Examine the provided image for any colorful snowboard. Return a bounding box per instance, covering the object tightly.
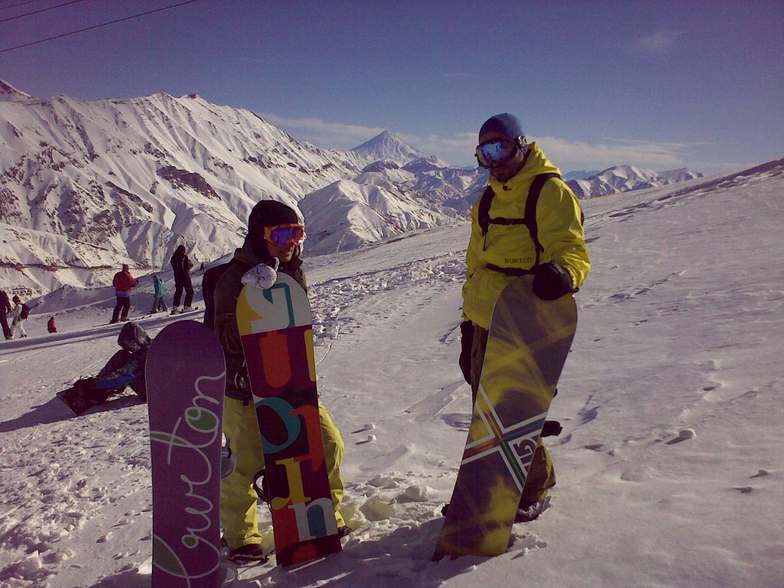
[146,320,226,587]
[434,276,577,559]
[236,272,341,567]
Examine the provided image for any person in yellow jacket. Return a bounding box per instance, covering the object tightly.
[460,113,590,518]
[208,200,347,564]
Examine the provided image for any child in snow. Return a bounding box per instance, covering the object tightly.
[151,274,167,313]
[10,295,29,338]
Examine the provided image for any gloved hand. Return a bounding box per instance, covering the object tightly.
[220,434,237,479]
[532,263,573,300]
[241,259,280,290]
[458,320,474,385]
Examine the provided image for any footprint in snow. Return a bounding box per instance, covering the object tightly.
[666,428,697,445]
[351,423,376,434]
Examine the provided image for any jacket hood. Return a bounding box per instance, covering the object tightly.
[488,142,561,194]
[118,322,151,352]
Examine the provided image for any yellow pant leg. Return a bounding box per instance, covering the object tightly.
[221,397,265,550]
[318,401,345,527]
[222,396,347,544]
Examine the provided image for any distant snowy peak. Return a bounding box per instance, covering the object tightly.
[567,165,703,197]
[351,130,424,165]
[0,79,35,103]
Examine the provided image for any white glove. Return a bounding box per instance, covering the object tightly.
[241,259,279,290]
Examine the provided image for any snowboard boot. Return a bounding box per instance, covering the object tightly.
[170,307,181,315]
[227,543,269,565]
[515,496,551,523]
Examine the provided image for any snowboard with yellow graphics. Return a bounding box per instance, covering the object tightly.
[434,275,577,559]
[236,273,341,567]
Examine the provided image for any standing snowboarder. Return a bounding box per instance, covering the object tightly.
[0,289,11,340]
[459,113,590,516]
[47,316,57,333]
[170,245,194,314]
[208,200,347,563]
[150,274,167,313]
[111,264,137,324]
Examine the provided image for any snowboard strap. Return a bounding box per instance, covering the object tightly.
[477,172,560,274]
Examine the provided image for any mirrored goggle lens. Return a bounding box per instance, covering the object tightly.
[476,140,515,166]
[269,226,305,245]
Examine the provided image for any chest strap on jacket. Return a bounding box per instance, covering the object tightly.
[477,172,560,271]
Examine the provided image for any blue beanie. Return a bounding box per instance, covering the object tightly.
[478,113,524,139]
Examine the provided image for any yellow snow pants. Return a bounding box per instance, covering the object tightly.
[220,396,346,550]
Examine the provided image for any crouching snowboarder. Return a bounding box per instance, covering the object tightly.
[57,322,152,415]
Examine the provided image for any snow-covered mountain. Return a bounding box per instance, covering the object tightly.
[567,165,703,197]
[0,83,372,296]
[300,172,457,254]
[350,130,424,165]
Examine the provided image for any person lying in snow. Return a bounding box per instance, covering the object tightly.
[57,322,151,415]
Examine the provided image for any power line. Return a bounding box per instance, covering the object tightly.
[0,0,51,11]
[0,0,202,55]
[0,0,91,23]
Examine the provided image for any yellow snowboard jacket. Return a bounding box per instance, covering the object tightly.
[462,143,590,329]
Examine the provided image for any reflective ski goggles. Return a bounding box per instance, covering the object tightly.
[263,223,306,246]
[475,137,522,168]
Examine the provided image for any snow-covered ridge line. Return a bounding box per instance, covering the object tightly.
[567,164,703,197]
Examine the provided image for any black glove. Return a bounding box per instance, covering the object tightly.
[458,320,474,385]
[532,263,573,300]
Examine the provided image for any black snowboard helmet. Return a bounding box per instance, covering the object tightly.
[247,200,302,259]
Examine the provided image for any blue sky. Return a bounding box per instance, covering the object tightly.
[1,0,782,174]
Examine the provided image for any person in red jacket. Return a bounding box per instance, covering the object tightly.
[47,316,57,333]
[110,264,137,324]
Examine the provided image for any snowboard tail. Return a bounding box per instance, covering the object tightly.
[146,320,226,587]
[434,276,577,559]
[238,275,341,567]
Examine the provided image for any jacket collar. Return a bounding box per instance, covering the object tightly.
[488,142,561,195]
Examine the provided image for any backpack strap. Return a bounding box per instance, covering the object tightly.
[524,172,559,267]
[477,186,495,237]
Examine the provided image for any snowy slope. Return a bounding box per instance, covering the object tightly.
[2,150,783,587]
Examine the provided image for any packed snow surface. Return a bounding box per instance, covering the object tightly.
[1,160,783,587]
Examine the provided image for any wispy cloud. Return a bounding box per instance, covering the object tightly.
[535,135,689,170]
[260,113,385,149]
[441,72,474,80]
[632,30,683,55]
[260,113,699,171]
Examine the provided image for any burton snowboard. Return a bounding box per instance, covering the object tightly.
[146,320,227,587]
[434,276,577,559]
[236,272,341,567]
